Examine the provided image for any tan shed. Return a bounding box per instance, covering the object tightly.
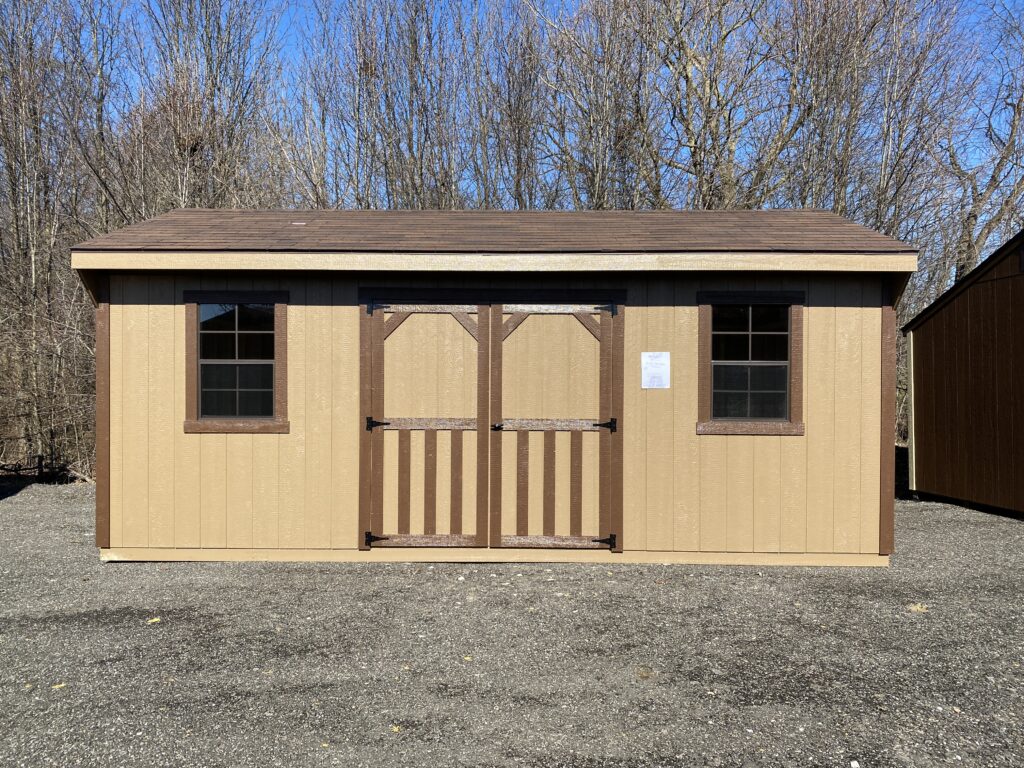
[73,209,916,566]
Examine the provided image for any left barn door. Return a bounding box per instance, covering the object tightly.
[359,297,490,549]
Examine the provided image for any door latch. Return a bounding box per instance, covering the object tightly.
[364,531,389,547]
[366,417,390,431]
[592,417,617,432]
[592,533,617,550]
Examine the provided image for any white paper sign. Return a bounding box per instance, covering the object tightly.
[641,352,670,389]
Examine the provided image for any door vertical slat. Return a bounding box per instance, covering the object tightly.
[489,305,503,547]
[570,431,583,537]
[424,430,437,535]
[516,430,529,536]
[543,431,556,536]
[476,305,490,546]
[610,305,625,552]
[450,430,463,534]
[398,430,411,534]
[598,309,612,539]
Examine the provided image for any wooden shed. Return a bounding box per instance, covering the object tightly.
[72,209,916,566]
[903,227,1024,514]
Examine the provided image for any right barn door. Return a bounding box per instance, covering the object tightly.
[489,297,624,551]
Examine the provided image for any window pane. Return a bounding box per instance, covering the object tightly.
[238,303,274,331]
[201,363,237,389]
[712,334,749,361]
[201,390,237,417]
[751,305,788,332]
[712,305,748,332]
[750,365,788,392]
[199,304,236,331]
[239,390,273,417]
[238,363,273,389]
[750,392,787,419]
[713,391,748,418]
[200,333,235,360]
[751,334,787,361]
[713,364,748,391]
[238,333,274,360]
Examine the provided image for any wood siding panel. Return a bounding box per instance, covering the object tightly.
[103,271,897,557]
[805,282,836,552]
[109,277,124,548]
[121,276,150,547]
[645,280,675,550]
[832,280,863,553]
[147,277,175,547]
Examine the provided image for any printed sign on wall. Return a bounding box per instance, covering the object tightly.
[641,352,670,389]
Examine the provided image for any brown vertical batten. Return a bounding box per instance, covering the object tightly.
[488,304,504,547]
[423,430,437,535]
[542,431,556,536]
[569,431,583,537]
[879,292,897,555]
[94,275,111,548]
[397,430,411,534]
[610,303,625,552]
[475,304,490,546]
[598,309,612,539]
[516,431,530,536]
[358,300,373,549]
[450,430,463,535]
[370,305,385,536]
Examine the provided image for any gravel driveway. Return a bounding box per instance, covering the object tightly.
[1,482,1022,767]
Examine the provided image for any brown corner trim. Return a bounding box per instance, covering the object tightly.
[183,290,289,434]
[880,298,897,555]
[95,275,111,548]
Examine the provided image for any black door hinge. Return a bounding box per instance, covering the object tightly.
[596,303,618,316]
[592,533,617,550]
[364,531,389,547]
[592,417,617,432]
[366,417,390,431]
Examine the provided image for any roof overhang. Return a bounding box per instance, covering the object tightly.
[72,249,918,273]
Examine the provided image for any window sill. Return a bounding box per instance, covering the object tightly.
[696,420,805,436]
[184,419,290,435]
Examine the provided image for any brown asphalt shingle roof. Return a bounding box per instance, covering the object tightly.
[72,208,917,254]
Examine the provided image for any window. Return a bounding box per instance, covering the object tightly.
[697,291,804,436]
[184,291,289,433]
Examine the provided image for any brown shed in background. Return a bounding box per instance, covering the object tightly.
[73,209,916,566]
[904,227,1024,514]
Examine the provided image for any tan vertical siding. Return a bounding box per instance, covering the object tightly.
[107,271,887,555]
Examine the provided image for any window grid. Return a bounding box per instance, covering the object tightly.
[198,303,275,419]
[711,304,790,421]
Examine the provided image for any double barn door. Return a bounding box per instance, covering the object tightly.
[358,291,624,552]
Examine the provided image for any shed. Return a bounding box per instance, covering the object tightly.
[903,227,1024,514]
[73,209,917,565]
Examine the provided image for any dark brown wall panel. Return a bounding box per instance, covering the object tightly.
[911,244,1024,513]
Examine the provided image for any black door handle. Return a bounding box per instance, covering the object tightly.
[491,423,504,431]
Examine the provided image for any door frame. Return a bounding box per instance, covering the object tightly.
[358,287,625,552]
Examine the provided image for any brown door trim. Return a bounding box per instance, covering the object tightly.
[360,294,490,548]
[95,274,111,548]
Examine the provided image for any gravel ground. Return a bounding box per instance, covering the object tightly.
[1,482,1022,768]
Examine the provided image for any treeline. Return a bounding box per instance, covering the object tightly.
[1,0,1022,477]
